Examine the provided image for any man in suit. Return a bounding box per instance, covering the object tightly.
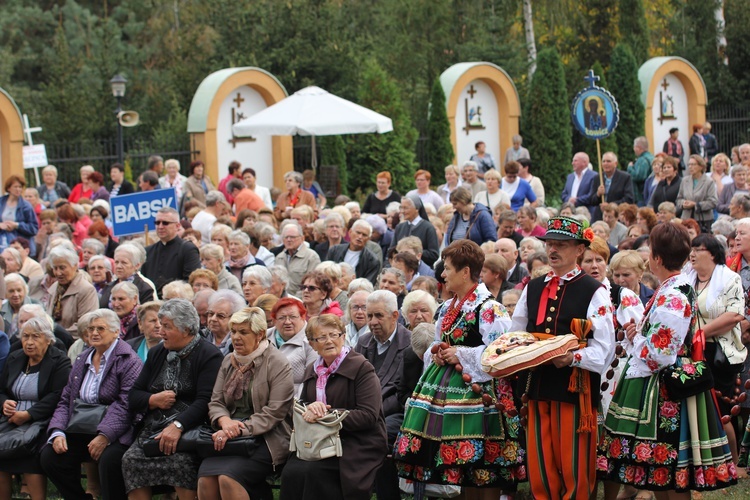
[355,290,411,500]
[586,152,635,222]
[561,152,598,216]
[326,219,382,283]
[389,194,440,267]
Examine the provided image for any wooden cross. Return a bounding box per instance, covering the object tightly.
[233,92,245,108]
[661,78,670,91]
[583,69,600,88]
[467,85,477,98]
[22,114,42,145]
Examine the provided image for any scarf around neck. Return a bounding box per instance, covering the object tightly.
[163,334,201,392]
[225,339,269,400]
[313,346,351,405]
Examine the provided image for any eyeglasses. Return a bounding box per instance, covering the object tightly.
[691,247,710,254]
[154,220,177,226]
[207,311,230,320]
[276,315,301,323]
[310,332,344,343]
[299,285,320,292]
[283,235,301,240]
[350,304,367,311]
[86,326,109,333]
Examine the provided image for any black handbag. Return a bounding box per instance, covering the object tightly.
[0,418,48,459]
[66,399,108,435]
[662,357,714,400]
[141,426,202,457]
[195,425,260,458]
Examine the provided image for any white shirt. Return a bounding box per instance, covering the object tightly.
[571,171,585,199]
[191,210,217,245]
[344,249,362,269]
[253,185,273,210]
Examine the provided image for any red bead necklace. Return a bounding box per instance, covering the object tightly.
[441,283,478,333]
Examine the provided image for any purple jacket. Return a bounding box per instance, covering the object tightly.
[48,339,143,446]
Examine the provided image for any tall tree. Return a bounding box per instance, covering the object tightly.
[577,0,618,67]
[618,0,650,64]
[346,60,418,197]
[425,78,454,184]
[522,47,572,202]
[522,0,538,80]
[724,0,750,103]
[607,43,644,166]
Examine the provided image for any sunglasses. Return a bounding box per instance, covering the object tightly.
[299,285,320,292]
[154,220,177,226]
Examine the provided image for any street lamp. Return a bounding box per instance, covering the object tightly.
[110,74,127,164]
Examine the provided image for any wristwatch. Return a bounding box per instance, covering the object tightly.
[173,421,184,431]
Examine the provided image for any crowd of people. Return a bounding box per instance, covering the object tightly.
[0,133,749,500]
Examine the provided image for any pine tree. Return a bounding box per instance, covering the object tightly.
[607,44,644,167]
[346,60,418,197]
[618,0,650,64]
[425,78,454,185]
[522,48,572,202]
[320,135,348,196]
[725,0,750,103]
[580,61,618,164]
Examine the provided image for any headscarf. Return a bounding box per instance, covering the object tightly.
[405,193,429,221]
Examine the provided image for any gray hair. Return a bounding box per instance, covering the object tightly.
[255,222,278,240]
[208,289,246,313]
[242,266,273,291]
[164,158,180,170]
[162,281,195,300]
[634,136,649,150]
[344,201,360,213]
[512,135,523,144]
[281,221,304,238]
[158,298,199,337]
[462,161,478,172]
[2,247,22,268]
[711,217,735,238]
[324,212,345,229]
[316,261,342,282]
[385,202,401,216]
[351,219,372,237]
[228,229,250,246]
[82,238,106,256]
[379,267,406,287]
[42,165,58,176]
[210,224,232,240]
[88,255,112,273]
[502,289,522,301]
[157,206,180,219]
[200,243,225,261]
[411,323,436,358]
[193,289,215,308]
[284,171,303,184]
[205,190,227,207]
[591,220,611,236]
[401,290,438,318]
[367,289,399,314]
[21,316,56,344]
[736,217,750,231]
[269,265,290,286]
[19,303,50,324]
[4,273,28,295]
[348,278,374,294]
[731,193,750,214]
[339,262,355,279]
[115,243,147,267]
[48,246,79,268]
[86,308,121,334]
[112,281,140,301]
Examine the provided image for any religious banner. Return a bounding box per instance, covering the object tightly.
[571,70,620,140]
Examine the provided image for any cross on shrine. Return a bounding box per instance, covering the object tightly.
[22,114,42,146]
[583,69,600,88]
[661,78,670,91]
[233,92,245,108]
[467,85,477,98]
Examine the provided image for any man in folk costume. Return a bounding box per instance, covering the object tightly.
[510,216,615,499]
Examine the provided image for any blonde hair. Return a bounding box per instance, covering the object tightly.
[229,306,267,336]
[161,280,195,300]
[609,250,647,274]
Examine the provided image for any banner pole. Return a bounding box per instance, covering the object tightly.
[596,139,604,204]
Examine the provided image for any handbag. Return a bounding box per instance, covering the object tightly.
[66,399,108,435]
[662,356,714,400]
[398,478,461,499]
[195,425,260,458]
[0,418,48,459]
[289,400,349,461]
[141,425,203,457]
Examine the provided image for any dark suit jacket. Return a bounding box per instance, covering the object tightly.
[562,169,598,216]
[587,170,635,221]
[397,346,423,408]
[327,243,382,283]
[355,323,411,417]
[507,263,529,286]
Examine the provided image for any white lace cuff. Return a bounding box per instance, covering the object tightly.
[455,345,492,383]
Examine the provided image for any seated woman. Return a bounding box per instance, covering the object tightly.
[189,269,219,293]
[45,246,99,338]
[0,315,72,499]
[87,255,113,297]
[198,307,295,499]
[41,309,142,500]
[0,273,38,341]
[300,271,344,319]
[110,281,142,341]
[99,243,157,308]
[128,301,163,363]
[267,298,316,398]
[401,290,438,330]
[610,250,654,306]
[279,314,387,500]
[80,238,106,270]
[480,254,512,300]
[200,243,242,295]
[122,299,223,500]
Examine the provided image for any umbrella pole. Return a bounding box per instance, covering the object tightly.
[311,135,317,172]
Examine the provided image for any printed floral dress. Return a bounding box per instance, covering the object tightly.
[597,274,737,492]
[393,283,527,488]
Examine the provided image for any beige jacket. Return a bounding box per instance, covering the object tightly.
[45,271,99,338]
[207,343,294,467]
[277,244,321,296]
[183,175,216,208]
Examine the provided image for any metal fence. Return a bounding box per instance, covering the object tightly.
[707,104,750,155]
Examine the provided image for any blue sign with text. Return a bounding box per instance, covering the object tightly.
[110,188,178,237]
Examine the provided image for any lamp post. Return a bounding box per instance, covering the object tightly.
[110,74,127,164]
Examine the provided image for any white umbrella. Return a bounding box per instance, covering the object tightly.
[232,85,393,169]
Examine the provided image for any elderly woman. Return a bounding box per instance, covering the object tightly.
[729,193,750,220]
[162,281,195,301]
[686,234,747,468]
[110,281,142,341]
[649,156,681,209]
[68,165,94,203]
[210,224,232,260]
[182,160,216,209]
[87,220,118,259]
[474,169,511,213]
[99,243,157,308]
[158,159,188,202]
[0,273,38,341]
[406,169,444,209]
[81,238,105,269]
[128,301,163,363]
[363,171,402,218]
[676,155,718,233]
[279,314,387,500]
[610,249,654,306]
[444,186,496,246]
[437,165,463,204]
[519,236,544,264]
[40,309,142,500]
[200,243,242,295]
[300,271,344,318]
[0,316,71,499]
[394,240,524,497]
[274,171,316,222]
[516,205,546,238]
[205,290,247,355]
[316,261,348,310]
[598,223,737,497]
[718,164,749,214]
[0,175,38,253]
[480,253,512,300]
[189,269,219,293]
[226,230,264,282]
[241,266,273,307]
[88,255,113,296]
[37,165,71,208]
[88,172,110,202]
[401,290,438,330]
[267,298,316,398]
[121,299,223,499]
[45,246,99,338]
[344,290,370,347]
[198,307,294,499]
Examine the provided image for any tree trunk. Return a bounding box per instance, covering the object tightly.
[523,0,538,80]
